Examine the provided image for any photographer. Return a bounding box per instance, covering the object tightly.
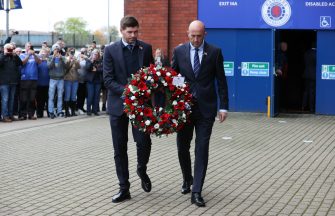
[47,44,67,118]
[19,42,41,120]
[0,43,23,122]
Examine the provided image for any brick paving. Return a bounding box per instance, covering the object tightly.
[0,113,335,215]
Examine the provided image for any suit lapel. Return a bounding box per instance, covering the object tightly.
[184,43,195,80]
[137,41,144,68]
[116,40,128,76]
[198,42,209,78]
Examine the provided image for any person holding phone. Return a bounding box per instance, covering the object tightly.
[0,43,23,122]
[47,44,67,118]
[19,42,41,120]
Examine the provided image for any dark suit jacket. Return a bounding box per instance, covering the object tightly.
[172,42,229,118]
[103,39,154,116]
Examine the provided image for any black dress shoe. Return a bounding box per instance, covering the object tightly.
[181,179,193,194]
[112,190,131,203]
[191,192,206,207]
[137,170,152,192]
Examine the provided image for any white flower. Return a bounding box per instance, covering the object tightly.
[166,72,171,77]
[182,113,186,118]
[129,114,135,119]
[163,82,167,86]
[140,112,143,116]
[172,119,177,124]
[133,103,137,106]
[156,72,161,76]
[159,107,163,112]
[130,96,136,100]
[147,89,151,94]
[145,120,151,126]
[183,84,186,88]
[147,76,152,80]
[154,123,160,129]
[144,76,147,79]
[172,101,177,105]
[151,79,154,83]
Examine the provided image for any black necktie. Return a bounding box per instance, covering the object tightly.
[127,44,134,51]
[193,48,200,77]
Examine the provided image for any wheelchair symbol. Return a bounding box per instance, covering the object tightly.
[320,16,331,28]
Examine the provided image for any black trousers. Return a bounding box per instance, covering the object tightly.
[36,85,49,116]
[19,80,37,117]
[109,113,152,190]
[77,82,86,110]
[177,104,215,193]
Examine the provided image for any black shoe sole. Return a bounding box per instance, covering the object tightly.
[181,188,191,194]
[191,199,206,207]
[112,195,131,203]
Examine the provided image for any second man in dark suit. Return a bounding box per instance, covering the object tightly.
[172,20,229,207]
[103,16,154,203]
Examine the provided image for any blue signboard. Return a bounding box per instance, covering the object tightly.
[198,0,335,29]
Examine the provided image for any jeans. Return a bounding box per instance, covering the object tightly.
[86,81,101,113]
[64,80,79,102]
[48,79,64,114]
[0,84,16,118]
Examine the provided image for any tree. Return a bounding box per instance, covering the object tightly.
[64,17,89,35]
[108,26,120,42]
[53,17,90,47]
[100,26,120,43]
[53,21,65,34]
[93,30,107,45]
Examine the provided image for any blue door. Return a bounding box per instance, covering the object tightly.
[206,29,274,113]
[316,31,335,115]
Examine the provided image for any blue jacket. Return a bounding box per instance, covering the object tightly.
[37,60,50,86]
[20,53,39,80]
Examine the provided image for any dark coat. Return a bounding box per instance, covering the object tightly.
[0,53,23,85]
[171,42,229,118]
[103,39,154,116]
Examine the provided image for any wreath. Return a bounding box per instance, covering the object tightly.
[123,64,193,136]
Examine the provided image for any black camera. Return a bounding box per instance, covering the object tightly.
[12,31,19,35]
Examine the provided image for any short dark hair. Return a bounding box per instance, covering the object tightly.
[120,15,139,30]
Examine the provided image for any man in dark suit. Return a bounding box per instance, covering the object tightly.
[103,16,154,203]
[171,20,229,207]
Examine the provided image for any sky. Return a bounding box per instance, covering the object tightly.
[0,0,124,32]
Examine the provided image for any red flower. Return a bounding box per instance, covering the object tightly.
[160,113,170,122]
[176,102,185,110]
[138,81,148,91]
[143,107,153,116]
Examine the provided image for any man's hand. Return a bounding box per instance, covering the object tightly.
[28,49,35,56]
[218,111,228,123]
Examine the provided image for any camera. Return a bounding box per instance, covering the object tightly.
[6,48,13,54]
[12,31,19,35]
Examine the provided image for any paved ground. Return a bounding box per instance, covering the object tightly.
[0,112,335,216]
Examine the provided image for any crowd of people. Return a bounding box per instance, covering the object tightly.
[0,35,108,123]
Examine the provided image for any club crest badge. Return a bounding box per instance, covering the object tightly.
[262,0,291,27]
